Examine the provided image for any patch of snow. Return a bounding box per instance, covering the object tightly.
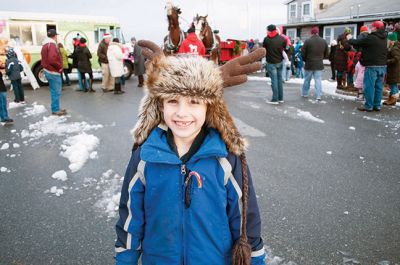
[51,170,68,181]
[94,170,123,218]
[344,211,349,215]
[89,151,98,159]
[8,102,25,109]
[49,186,64,196]
[296,110,325,123]
[11,129,16,133]
[349,126,356,131]
[10,154,16,158]
[326,151,332,155]
[1,167,8,172]
[1,143,9,150]
[60,133,100,173]
[13,143,20,148]
[21,116,103,141]
[23,104,47,117]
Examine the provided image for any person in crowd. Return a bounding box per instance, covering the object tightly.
[130,37,146,87]
[263,24,286,104]
[107,38,125,94]
[282,49,291,81]
[5,48,24,103]
[359,25,369,40]
[328,40,337,81]
[383,32,400,106]
[76,37,95,92]
[69,37,88,91]
[41,29,66,116]
[335,28,352,90]
[58,43,71,86]
[97,33,114,92]
[294,39,304,78]
[178,24,206,56]
[301,26,328,100]
[346,48,357,90]
[0,62,13,124]
[115,39,267,265]
[349,21,388,112]
[354,57,365,101]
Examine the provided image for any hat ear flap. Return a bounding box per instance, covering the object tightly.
[131,94,162,149]
[206,100,247,155]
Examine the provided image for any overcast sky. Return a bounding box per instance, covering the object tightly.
[2,0,287,43]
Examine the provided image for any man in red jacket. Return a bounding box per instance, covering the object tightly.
[178,25,206,56]
[41,29,66,116]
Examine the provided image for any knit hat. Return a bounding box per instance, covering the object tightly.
[311,26,319,35]
[135,40,266,265]
[6,48,16,59]
[388,32,398,41]
[267,24,276,32]
[344,27,352,34]
[371,21,384,30]
[360,25,368,33]
[103,33,112,39]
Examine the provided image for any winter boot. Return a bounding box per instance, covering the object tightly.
[138,75,144,87]
[383,93,399,105]
[88,79,95,92]
[336,77,344,90]
[114,83,125,94]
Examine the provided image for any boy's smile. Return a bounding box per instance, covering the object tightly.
[162,96,207,155]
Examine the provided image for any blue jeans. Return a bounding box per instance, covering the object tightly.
[389,83,399,95]
[11,79,24,102]
[302,70,322,98]
[296,67,304,78]
[61,69,71,86]
[77,71,88,90]
[347,72,354,86]
[363,66,386,110]
[267,62,283,101]
[0,92,10,121]
[44,71,62,112]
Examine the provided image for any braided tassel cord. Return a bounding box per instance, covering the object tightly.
[232,153,252,265]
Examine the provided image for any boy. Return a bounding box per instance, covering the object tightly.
[6,48,24,103]
[0,62,13,124]
[115,41,267,265]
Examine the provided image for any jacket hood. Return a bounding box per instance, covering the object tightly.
[131,55,247,155]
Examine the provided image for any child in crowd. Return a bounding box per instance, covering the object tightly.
[5,48,24,103]
[58,43,71,86]
[354,60,365,101]
[115,40,267,265]
[0,62,13,124]
[76,38,95,92]
[383,32,400,105]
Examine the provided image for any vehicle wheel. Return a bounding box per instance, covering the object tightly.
[33,65,48,86]
[123,61,133,80]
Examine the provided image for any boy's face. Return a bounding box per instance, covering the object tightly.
[162,96,207,145]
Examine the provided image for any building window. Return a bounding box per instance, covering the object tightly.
[286,28,297,41]
[323,24,357,44]
[289,3,297,18]
[9,22,33,46]
[302,1,311,16]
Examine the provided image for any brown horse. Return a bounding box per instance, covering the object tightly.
[163,2,185,54]
[194,14,220,64]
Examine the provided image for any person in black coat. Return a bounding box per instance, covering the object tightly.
[328,40,337,80]
[300,26,329,100]
[334,28,352,89]
[349,21,388,111]
[75,38,95,92]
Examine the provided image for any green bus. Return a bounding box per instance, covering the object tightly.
[0,11,134,86]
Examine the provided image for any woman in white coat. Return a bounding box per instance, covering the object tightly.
[107,38,125,94]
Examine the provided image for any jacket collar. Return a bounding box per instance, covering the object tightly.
[140,126,228,164]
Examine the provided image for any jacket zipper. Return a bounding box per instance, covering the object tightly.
[181,164,186,265]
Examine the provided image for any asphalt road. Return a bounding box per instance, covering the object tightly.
[0,74,399,265]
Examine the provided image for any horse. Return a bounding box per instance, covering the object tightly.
[163,2,185,55]
[193,14,220,64]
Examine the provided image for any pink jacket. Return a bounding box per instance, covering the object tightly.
[354,61,365,90]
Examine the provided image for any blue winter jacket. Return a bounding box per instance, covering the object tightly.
[115,127,266,265]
